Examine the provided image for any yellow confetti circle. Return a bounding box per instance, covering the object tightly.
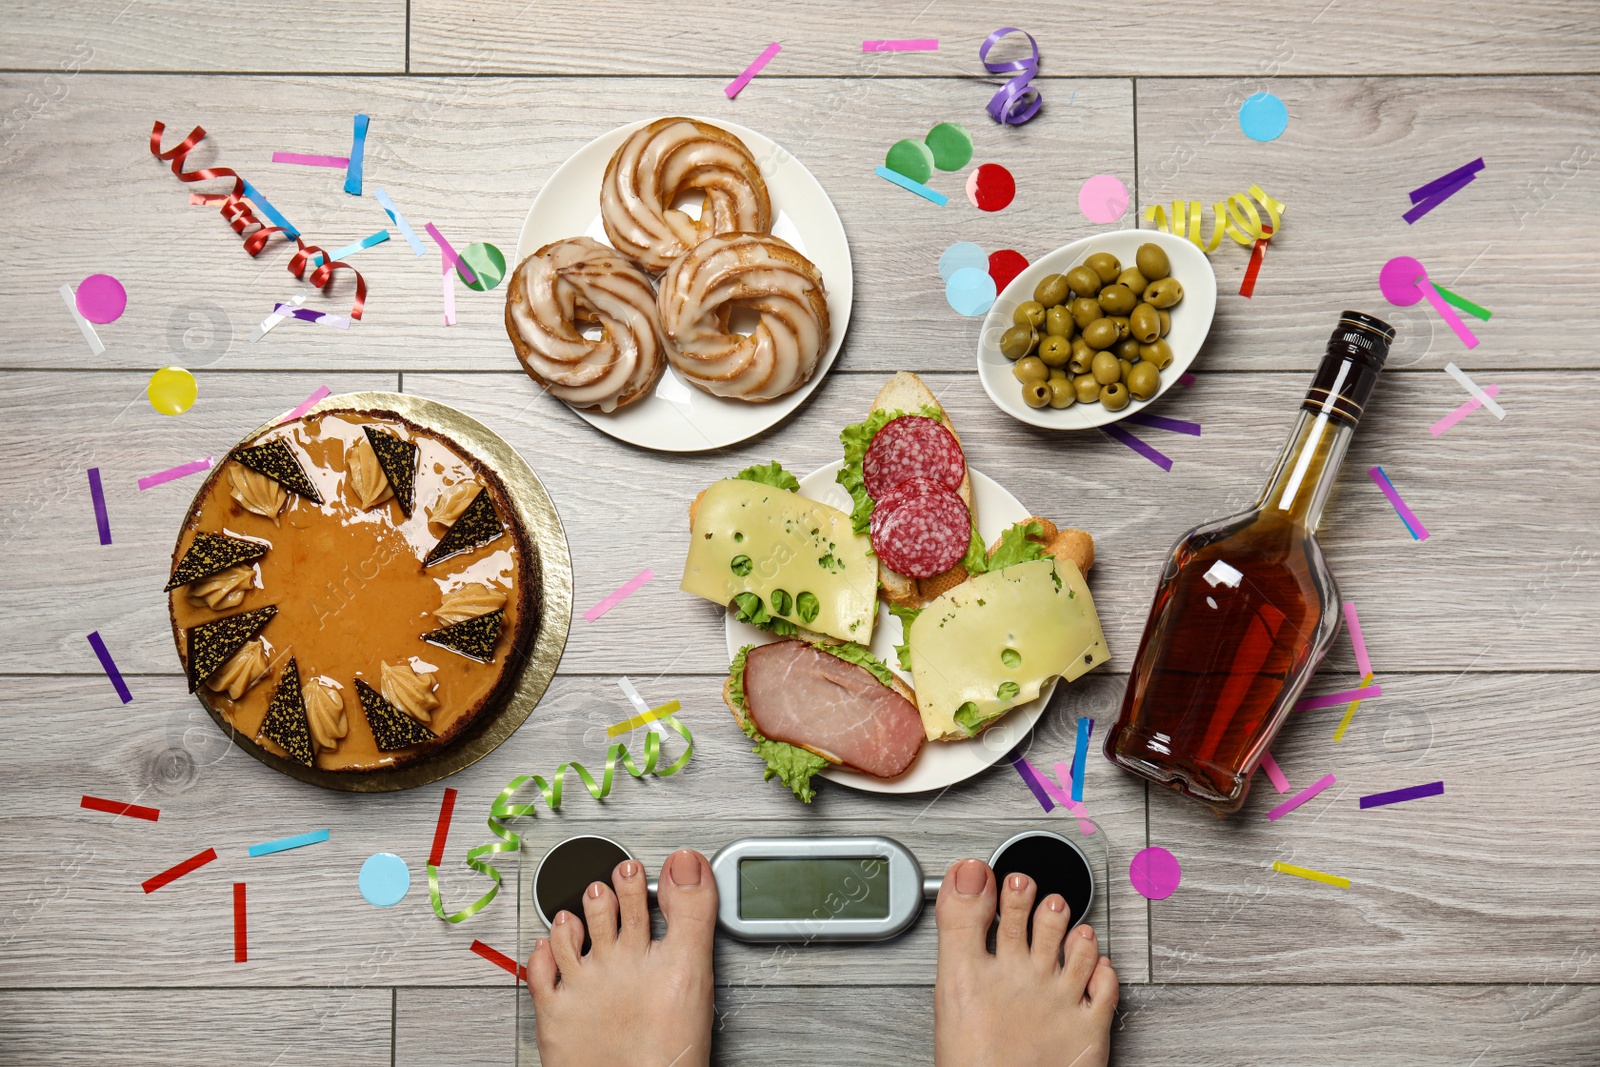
[147,366,198,416]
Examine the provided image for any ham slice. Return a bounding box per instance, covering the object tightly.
[742,640,924,778]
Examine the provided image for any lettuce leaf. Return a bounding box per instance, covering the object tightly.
[836,405,945,535]
[727,644,828,803]
[954,700,1006,736]
[815,640,898,689]
[887,604,922,673]
[963,519,1051,577]
[732,592,799,637]
[734,460,800,492]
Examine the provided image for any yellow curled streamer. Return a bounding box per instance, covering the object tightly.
[1145,185,1284,253]
[427,708,693,924]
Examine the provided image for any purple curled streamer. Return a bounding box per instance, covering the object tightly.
[979,27,1042,125]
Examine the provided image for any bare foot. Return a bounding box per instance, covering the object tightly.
[527,848,718,1067]
[934,859,1118,1067]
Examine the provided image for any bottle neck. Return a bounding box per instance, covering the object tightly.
[1258,409,1355,530]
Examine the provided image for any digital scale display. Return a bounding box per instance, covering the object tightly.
[737,857,890,920]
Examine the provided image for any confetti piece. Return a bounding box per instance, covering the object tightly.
[1411,159,1485,203]
[938,241,988,280]
[1430,383,1501,437]
[141,847,218,893]
[1443,362,1505,420]
[1046,760,1097,835]
[979,27,1042,125]
[470,939,527,982]
[1258,751,1291,793]
[249,291,306,342]
[945,266,996,317]
[1145,185,1283,254]
[374,188,425,256]
[1295,682,1381,712]
[987,249,1029,293]
[584,567,655,622]
[1103,424,1174,471]
[80,795,160,821]
[1379,256,1478,349]
[343,113,369,195]
[59,284,105,354]
[1129,847,1182,900]
[76,274,127,323]
[1403,175,1474,224]
[876,164,948,206]
[1078,174,1128,224]
[1238,92,1288,141]
[233,882,248,962]
[86,630,131,703]
[863,38,937,51]
[967,163,1015,212]
[1271,861,1350,889]
[428,788,458,868]
[146,366,198,415]
[280,384,330,423]
[311,229,390,268]
[616,676,653,719]
[272,152,348,168]
[1178,372,1197,388]
[1009,751,1056,812]
[273,304,351,330]
[1369,466,1429,541]
[924,122,972,171]
[726,41,781,99]
[188,192,230,206]
[1431,282,1492,321]
[460,242,507,291]
[1266,773,1336,820]
[425,222,477,285]
[86,468,112,545]
[607,699,684,739]
[1123,413,1201,437]
[360,852,411,907]
[441,256,457,326]
[247,829,330,857]
[238,180,300,238]
[886,139,935,183]
[1332,671,1375,743]
[1342,602,1374,678]
[1360,781,1445,809]
[1070,717,1092,804]
[138,456,214,490]
[1238,224,1273,297]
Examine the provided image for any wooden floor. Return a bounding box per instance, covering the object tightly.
[2,2,1598,1064]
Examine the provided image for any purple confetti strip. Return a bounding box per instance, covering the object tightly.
[86,631,132,704]
[1403,174,1475,224]
[87,468,111,545]
[1359,781,1444,809]
[1103,424,1174,471]
[1409,158,1485,204]
[1124,412,1202,437]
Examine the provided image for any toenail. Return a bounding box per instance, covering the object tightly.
[587,882,604,899]
[669,850,702,887]
[554,911,570,925]
[954,861,986,895]
[619,861,640,879]
[1007,873,1027,892]
[1078,924,1096,939]
[1046,895,1065,913]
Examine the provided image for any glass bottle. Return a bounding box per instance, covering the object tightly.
[1104,311,1395,814]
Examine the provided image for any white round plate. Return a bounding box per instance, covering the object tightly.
[723,461,1057,794]
[976,230,1217,430]
[514,117,854,452]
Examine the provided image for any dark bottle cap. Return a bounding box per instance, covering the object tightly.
[1305,310,1394,425]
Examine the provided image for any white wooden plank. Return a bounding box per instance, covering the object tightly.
[397,987,519,1065]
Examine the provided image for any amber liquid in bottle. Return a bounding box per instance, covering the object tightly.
[1105,312,1395,814]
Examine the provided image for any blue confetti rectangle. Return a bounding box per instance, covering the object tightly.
[248,828,331,857]
[239,180,300,238]
[874,165,948,206]
[344,113,369,196]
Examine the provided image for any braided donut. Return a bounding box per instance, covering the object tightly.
[657,233,830,402]
[600,117,773,275]
[504,237,667,412]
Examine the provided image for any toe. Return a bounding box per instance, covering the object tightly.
[1087,956,1121,1018]
[1029,893,1072,971]
[549,910,586,976]
[1062,923,1100,998]
[580,879,620,957]
[612,859,650,953]
[994,872,1036,961]
[526,938,558,1001]
[934,859,996,959]
[657,849,718,954]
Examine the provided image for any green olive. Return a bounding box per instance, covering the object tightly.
[1110,315,1131,339]
[1013,355,1049,383]
[1136,242,1171,281]
[1034,273,1070,308]
[1048,366,1069,381]
[1130,303,1162,344]
[1081,317,1119,350]
[1013,300,1046,328]
[1143,277,1184,309]
[1069,297,1102,331]
[1044,305,1074,339]
[1126,362,1161,401]
[1115,337,1142,361]
[1091,351,1122,385]
[1084,252,1122,285]
[999,324,1038,361]
[1100,382,1131,411]
[1119,357,1136,381]
[1021,380,1051,408]
[1047,378,1077,409]
[1074,374,1102,404]
[1068,339,1093,375]
[1038,335,1073,367]
[1158,310,1171,337]
[1139,338,1174,369]
[1097,283,1137,317]
[1116,267,1148,296]
[1066,266,1102,298]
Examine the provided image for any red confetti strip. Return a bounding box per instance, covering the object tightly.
[1238,224,1272,298]
[141,847,218,893]
[987,249,1029,293]
[470,939,527,982]
[233,883,248,963]
[429,787,458,869]
[81,795,160,822]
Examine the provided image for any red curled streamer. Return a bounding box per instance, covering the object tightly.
[150,121,366,320]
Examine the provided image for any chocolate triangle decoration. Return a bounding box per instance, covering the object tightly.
[186,605,277,692]
[260,657,314,766]
[354,678,438,751]
[363,427,418,517]
[423,488,503,566]
[233,440,323,504]
[423,608,504,663]
[164,531,269,592]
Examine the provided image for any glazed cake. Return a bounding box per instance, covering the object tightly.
[166,409,538,772]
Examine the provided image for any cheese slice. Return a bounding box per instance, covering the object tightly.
[908,558,1108,740]
[681,479,877,643]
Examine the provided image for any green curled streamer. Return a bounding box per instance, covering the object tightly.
[428,711,694,923]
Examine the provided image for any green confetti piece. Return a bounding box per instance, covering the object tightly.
[924,122,973,171]
[459,242,507,292]
[885,139,935,184]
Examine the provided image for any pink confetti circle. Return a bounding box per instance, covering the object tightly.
[1129,847,1182,900]
[1078,175,1129,224]
[75,274,127,324]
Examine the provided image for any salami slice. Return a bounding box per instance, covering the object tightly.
[863,415,965,501]
[869,477,971,579]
